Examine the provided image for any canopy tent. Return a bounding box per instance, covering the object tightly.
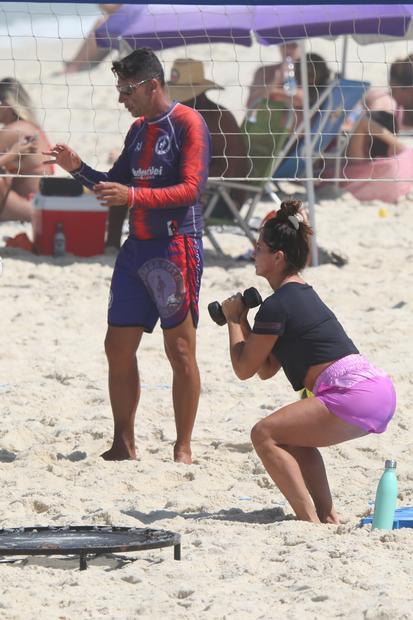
[96,4,413,265]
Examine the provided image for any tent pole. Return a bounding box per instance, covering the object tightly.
[341,35,348,78]
[298,39,318,267]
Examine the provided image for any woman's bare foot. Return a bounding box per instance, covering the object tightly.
[319,508,341,524]
[174,443,192,464]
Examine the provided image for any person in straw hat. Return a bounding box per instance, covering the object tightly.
[167,58,248,218]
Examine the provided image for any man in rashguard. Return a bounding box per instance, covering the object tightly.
[45,48,211,463]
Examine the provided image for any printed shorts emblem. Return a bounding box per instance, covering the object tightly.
[108,235,203,332]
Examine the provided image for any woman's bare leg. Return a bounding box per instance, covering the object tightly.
[0,181,33,221]
[251,397,368,522]
[282,446,339,523]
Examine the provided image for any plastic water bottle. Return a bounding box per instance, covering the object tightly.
[53,222,66,257]
[372,460,398,530]
[247,109,257,123]
[283,55,297,97]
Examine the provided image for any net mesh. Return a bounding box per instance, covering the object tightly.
[1,3,413,200]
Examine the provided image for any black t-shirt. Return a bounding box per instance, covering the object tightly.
[252,282,359,391]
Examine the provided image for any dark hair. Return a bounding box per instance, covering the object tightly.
[295,53,331,106]
[390,55,413,87]
[262,200,312,274]
[112,48,165,86]
[369,111,398,158]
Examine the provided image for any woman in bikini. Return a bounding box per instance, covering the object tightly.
[0,77,54,221]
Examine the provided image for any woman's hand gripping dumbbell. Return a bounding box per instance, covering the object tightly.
[208,287,262,326]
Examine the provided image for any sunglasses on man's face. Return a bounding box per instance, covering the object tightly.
[116,77,156,96]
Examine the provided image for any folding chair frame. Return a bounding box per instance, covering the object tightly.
[203,77,369,256]
[203,179,280,255]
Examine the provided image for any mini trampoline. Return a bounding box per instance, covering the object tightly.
[0,525,181,570]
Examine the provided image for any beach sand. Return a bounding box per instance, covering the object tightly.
[1,30,413,620]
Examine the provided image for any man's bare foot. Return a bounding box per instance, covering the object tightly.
[174,444,192,464]
[100,445,137,461]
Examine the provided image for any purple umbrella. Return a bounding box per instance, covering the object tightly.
[96,4,413,266]
[96,4,255,50]
[96,4,413,51]
[254,4,413,45]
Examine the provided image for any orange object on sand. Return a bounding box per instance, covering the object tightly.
[5,232,34,252]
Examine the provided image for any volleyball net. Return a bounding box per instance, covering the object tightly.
[1,2,413,200]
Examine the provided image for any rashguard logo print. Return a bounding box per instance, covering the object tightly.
[155,134,171,155]
[138,258,185,318]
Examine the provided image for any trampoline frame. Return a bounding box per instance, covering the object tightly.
[0,525,181,570]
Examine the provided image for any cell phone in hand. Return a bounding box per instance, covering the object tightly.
[24,133,38,144]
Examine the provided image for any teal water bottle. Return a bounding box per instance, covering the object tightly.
[372,460,398,530]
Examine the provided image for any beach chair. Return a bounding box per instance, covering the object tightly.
[203,177,281,254]
[203,78,369,256]
[272,77,370,183]
[203,100,290,255]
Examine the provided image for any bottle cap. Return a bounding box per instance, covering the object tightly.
[385,459,397,468]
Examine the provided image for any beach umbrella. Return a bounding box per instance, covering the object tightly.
[252,4,413,266]
[95,4,254,50]
[96,4,413,265]
[253,4,413,45]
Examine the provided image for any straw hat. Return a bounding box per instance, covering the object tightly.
[167,58,223,102]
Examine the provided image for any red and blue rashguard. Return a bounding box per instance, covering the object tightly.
[72,102,210,240]
[72,102,211,330]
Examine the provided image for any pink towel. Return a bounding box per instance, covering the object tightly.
[339,148,413,202]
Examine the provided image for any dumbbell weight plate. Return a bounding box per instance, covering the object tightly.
[242,287,262,309]
[207,301,227,326]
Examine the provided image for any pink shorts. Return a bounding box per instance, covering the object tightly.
[313,354,396,433]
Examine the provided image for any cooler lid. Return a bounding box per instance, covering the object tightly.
[33,193,108,212]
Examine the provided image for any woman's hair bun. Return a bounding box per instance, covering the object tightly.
[278,199,302,219]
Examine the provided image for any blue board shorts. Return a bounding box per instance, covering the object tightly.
[108,235,203,332]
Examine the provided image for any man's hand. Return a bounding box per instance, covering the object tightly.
[43,143,82,172]
[93,182,129,207]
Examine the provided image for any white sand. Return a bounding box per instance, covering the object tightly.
[0,27,413,620]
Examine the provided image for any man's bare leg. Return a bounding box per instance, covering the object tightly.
[163,313,200,464]
[102,325,144,460]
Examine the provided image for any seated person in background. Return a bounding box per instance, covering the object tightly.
[289,52,331,114]
[389,54,413,129]
[167,58,249,219]
[321,88,413,202]
[0,78,54,221]
[243,53,331,179]
[246,42,300,110]
[60,4,122,74]
[338,109,413,202]
[346,111,402,161]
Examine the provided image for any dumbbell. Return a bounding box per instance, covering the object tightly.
[208,287,262,326]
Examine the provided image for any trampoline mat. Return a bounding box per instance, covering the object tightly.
[0,526,181,568]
